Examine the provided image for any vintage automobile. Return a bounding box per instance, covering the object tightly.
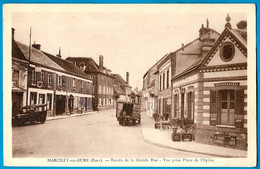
[12,104,48,126]
[116,94,141,126]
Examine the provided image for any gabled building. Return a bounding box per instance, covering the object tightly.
[171,15,248,150]
[12,28,28,115]
[157,20,220,119]
[142,54,168,117]
[12,28,93,116]
[112,72,132,103]
[66,56,114,110]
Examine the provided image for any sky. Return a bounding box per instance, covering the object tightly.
[11,4,248,89]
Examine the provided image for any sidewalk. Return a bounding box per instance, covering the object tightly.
[46,111,97,121]
[140,113,247,158]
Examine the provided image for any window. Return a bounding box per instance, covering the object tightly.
[40,72,44,82]
[32,70,36,85]
[173,94,179,117]
[92,85,95,94]
[72,78,75,88]
[220,42,235,62]
[48,74,51,87]
[167,70,169,88]
[12,69,19,85]
[220,90,235,125]
[82,81,84,89]
[163,73,165,90]
[160,75,162,91]
[58,76,62,87]
[91,75,94,79]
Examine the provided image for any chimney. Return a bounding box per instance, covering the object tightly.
[199,19,211,37]
[181,43,184,50]
[12,28,15,41]
[32,41,41,50]
[126,72,129,85]
[99,55,103,70]
[56,47,61,58]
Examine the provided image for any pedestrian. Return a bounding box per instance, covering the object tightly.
[68,95,74,115]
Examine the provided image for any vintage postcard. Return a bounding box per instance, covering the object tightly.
[3,4,256,167]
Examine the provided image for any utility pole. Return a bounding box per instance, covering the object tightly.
[26,27,32,106]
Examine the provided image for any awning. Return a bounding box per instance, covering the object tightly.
[12,86,26,92]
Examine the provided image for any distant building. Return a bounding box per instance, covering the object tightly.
[12,28,93,116]
[142,54,168,117]
[112,72,132,104]
[66,56,114,110]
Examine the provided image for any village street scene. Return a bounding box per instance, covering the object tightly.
[10,5,250,161]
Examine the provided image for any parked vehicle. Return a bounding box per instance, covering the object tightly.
[12,104,48,126]
[116,94,141,126]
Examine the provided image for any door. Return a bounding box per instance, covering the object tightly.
[30,92,37,105]
[181,93,184,119]
[47,94,52,110]
[187,92,195,120]
[56,95,66,115]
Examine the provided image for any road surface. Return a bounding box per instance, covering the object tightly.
[13,109,215,158]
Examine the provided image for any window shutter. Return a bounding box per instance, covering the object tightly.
[235,89,244,128]
[210,90,217,125]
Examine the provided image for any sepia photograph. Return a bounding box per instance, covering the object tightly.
[3,4,256,167]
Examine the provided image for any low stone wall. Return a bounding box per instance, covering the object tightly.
[194,124,247,150]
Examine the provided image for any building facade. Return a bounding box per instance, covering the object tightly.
[112,72,132,104]
[171,17,247,150]
[142,54,168,117]
[66,55,114,110]
[12,28,93,116]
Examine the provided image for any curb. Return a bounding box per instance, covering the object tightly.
[46,111,97,121]
[140,122,247,158]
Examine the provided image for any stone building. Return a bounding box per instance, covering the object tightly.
[66,56,114,110]
[171,16,248,150]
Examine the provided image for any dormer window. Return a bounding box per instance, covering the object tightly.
[220,42,235,62]
[79,62,85,71]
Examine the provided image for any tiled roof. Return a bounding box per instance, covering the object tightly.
[173,27,247,80]
[43,52,92,80]
[66,57,100,73]
[16,42,65,71]
[114,85,125,95]
[12,41,27,61]
[111,74,128,87]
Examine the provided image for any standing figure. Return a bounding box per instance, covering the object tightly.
[68,94,74,115]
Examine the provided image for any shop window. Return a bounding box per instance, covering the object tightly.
[210,89,244,128]
[173,94,178,117]
[220,90,235,125]
[30,92,37,105]
[186,92,195,120]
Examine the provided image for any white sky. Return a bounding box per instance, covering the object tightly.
[11,4,248,89]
